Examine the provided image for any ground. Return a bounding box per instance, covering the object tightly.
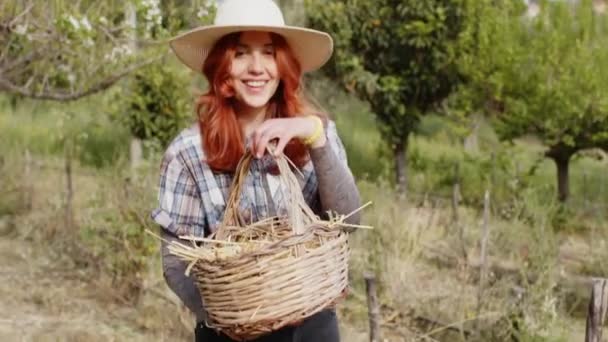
[0,235,175,342]
[0,235,372,342]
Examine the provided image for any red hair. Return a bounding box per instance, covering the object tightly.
[196,32,323,172]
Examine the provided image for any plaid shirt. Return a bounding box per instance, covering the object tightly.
[151,120,349,237]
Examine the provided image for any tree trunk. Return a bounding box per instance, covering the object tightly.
[464,115,480,153]
[394,138,408,198]
[553,155,570,202]
[130,137,143,178]
[126,2,140,179]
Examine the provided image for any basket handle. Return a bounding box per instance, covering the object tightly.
[217,148,317,238]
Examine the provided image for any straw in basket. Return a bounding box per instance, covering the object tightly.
[165,150,370,341]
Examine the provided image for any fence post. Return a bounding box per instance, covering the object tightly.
[583,171,589,211]
[24,149,33,210]
[452,170,460,225]
[585,278,608,342]
[452,163,467,261]
[365,273,381,342]
[475,189,491,333]
[64,144,74,230]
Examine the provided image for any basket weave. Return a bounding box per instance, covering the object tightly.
[180,151,350,341]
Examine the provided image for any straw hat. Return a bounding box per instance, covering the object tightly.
[169,0,334,74]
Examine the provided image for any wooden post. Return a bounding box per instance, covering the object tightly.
[452,163,467,261]
[64,145,74,230]
[24,149,32,210]
[451,164,460,225]
[583,171,589,210]
[490,153,496,190]
[585,278,608,342]
[365,273,381,342]
[125,1,142,180]
[475,190,491,333]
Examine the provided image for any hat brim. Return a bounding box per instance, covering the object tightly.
[169,25,333,74]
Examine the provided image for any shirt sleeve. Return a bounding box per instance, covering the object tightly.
[326,120,351,171]
[151,150,206,237]
[309,119,361,226]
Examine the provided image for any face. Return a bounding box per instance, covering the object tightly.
[230,31,280,110]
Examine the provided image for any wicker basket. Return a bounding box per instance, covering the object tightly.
[175,151,351,341]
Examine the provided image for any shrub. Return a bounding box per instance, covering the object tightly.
[111,59,194,151]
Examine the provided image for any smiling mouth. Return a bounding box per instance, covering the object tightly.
[242,80,268,89]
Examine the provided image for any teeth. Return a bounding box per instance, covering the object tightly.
[245,80,266,87]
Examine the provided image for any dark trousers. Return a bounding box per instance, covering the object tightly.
[195,310,340,342]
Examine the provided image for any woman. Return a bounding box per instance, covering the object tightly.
[151,0,361,341]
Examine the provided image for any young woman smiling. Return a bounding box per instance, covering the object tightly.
[152,0,361,341]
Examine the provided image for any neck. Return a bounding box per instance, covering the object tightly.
[236,104,269,139]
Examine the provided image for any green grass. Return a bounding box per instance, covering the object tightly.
[306,76,390,181]
[1,84,604,341]
[0,94,130,168]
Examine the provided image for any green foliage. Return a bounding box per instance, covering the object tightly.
[0,95,130,168]
[0,0,215,101]
[69,117,131,168]
[495,1,608,150]
[79,177,158,302]
[1,1,142,98]
[454,0,608,200]
[306,76,391,180]
[306,0,468,146]
[111,61,193,149]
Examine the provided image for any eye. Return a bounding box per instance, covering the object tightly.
[264,48,275,56]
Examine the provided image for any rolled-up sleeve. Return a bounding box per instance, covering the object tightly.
[152,151,206,237]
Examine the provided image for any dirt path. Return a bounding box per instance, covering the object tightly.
[0,236,186,342]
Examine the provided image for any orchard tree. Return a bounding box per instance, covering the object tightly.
[0,0,166,101]
[306,0,467,195]
[0,0,217,100]
[457,0,608,202]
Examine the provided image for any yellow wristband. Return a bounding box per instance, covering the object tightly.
[303,115,324,146]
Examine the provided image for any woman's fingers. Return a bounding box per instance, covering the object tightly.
[273,133,290,157]
[251,119,298,158]
[255,126,279,158]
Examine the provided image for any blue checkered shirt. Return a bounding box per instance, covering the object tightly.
[151,120,349,237]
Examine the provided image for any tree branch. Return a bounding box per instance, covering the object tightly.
[0,55,164,101]
[7,3,34,28]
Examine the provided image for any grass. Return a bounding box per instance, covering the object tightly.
[0,94,131,168]
[0,85,606,341]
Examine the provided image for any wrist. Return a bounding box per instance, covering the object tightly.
[308,131,326,148]
[302,115,325,147]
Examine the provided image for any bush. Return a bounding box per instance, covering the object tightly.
[111,59,194,150]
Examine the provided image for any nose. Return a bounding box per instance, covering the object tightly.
[248,52,264,75]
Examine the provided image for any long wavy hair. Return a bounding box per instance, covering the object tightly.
[196,32,324,172]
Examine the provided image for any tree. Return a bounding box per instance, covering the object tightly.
[457,0,608,202]
[0,0,167,101]
[306,0,468,195]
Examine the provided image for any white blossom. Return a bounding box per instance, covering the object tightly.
[81,17,92,31]
[13,24,28,35]
[197,6,210,18]
[140,0,163,36]
[67,15,80,30]
[104,44,134,62]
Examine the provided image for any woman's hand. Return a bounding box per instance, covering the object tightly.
[251,116,326,158]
